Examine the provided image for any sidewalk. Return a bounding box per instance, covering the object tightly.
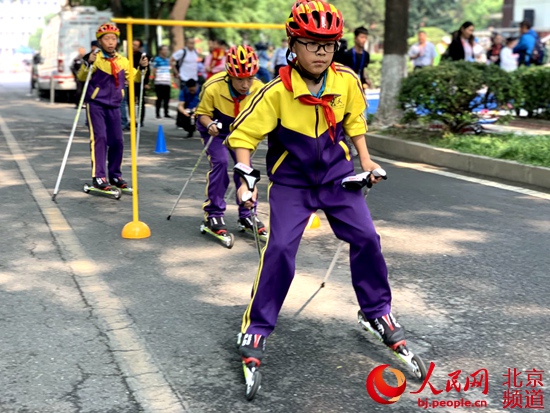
[483,118,550,135]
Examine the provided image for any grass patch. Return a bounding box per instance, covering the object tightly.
[378,128,550,168]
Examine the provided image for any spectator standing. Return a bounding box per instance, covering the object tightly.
[500,37,519,72]
[152,45,172,119]
[255,42,272,83]
[408,31,436,69]
[444,21,475,61]
[513,20,540,67]
[434,36,451,66]
[205,39,227,79]
[487,33,503,65]
[271,38,289,77]
[334,26,372,89]
[71,47,86,108]
[171,37,199,87]
[132,39,150,127]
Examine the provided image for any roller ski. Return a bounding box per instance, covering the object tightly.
[109,177,133,195]
[237,216,268,242]
[237,333,265,401]
[199,216,235,249]
[83,177,121,200]
[358,310,427,380]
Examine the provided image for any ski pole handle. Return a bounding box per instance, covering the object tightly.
[366,168,387,188]
[242,191,253,203]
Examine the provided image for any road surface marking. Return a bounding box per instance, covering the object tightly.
[373,155,550,201]
[0,115,188,413]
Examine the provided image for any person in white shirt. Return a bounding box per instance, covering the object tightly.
[170,37,198,87]
[408,31,436,70]
[500,37,519,72]
[270,38,289,77]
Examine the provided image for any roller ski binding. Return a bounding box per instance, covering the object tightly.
[109,177,133,195]
[358,310,427,380]
[237,333,265,401]
[237,216,268,242]
[199,216,235,249]
[83,177,121,200]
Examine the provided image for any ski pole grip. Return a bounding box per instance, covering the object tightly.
[366,168,387,188]
[242,191,253,203]
[206,120,222,130]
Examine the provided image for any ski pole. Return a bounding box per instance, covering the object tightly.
[52,48,100,202]
[166,123,221,220]
[318,168,387,288]
[136,53,146,157]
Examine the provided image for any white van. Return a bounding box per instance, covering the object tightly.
[37,6,112,96]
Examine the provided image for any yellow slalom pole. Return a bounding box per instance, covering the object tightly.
[121,23,151,239]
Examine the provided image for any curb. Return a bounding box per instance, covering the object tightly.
[366,133,550,190]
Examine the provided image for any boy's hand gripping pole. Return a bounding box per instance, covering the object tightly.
[136,53,147,158]
[52,48,100,201]
[166,126,220,220]
[234,162,262,257]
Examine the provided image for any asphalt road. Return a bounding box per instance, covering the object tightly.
[1,73,549,413]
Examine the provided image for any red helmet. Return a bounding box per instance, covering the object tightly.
[286,0,344,41]
[96,23,120,39]
[225,45,260,78]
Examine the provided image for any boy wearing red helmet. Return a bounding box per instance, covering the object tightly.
[195,45,267,238]
[227,0,409,392]
[78,23,148,191]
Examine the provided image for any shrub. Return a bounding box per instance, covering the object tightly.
[512,66,550,119]
[398,61,521,133]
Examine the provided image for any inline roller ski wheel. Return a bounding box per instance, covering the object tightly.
[119,187,133,195]
[237,220,268,242]
[357,310,427,380]
[199,223,235,249]
[83,183,122,200]
[243,361,262,401]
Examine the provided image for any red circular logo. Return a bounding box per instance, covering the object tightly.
[366,364,407,404]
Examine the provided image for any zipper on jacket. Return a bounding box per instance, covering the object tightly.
[315,105,320,185]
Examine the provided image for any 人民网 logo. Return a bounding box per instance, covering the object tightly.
[366,364,407,404]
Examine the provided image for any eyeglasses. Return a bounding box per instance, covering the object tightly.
[294,39,338,54]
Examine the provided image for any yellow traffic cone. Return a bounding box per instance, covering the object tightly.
[305,213,321,230]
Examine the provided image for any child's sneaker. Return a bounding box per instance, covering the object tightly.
[109,177,128,189]
[238,216,266,234]
[367,313,406,350]
[92,177,111,190]
[206,216,227,235]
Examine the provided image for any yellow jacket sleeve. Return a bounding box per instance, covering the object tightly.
[226,87,279,151]
[195,85,216,118]
[77,61,95,82]
[343,72,368,137]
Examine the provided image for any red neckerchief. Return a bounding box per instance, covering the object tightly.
[279,64,337,143]
[232,95,246,117]
[105,55,120,88]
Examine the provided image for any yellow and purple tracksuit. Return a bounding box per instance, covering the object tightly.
[227,63,392,337]
[77,51,143,180]
[195,72,263,220]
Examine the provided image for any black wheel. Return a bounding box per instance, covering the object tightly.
[246,370,262,401]
[113,188,122,200]
[226,233,235,249]
[411,354,427,380]
[83,183,90,194]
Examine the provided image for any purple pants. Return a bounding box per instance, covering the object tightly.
[202,135,253,219]
[86,102,123,179]
[241,182,392,336]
